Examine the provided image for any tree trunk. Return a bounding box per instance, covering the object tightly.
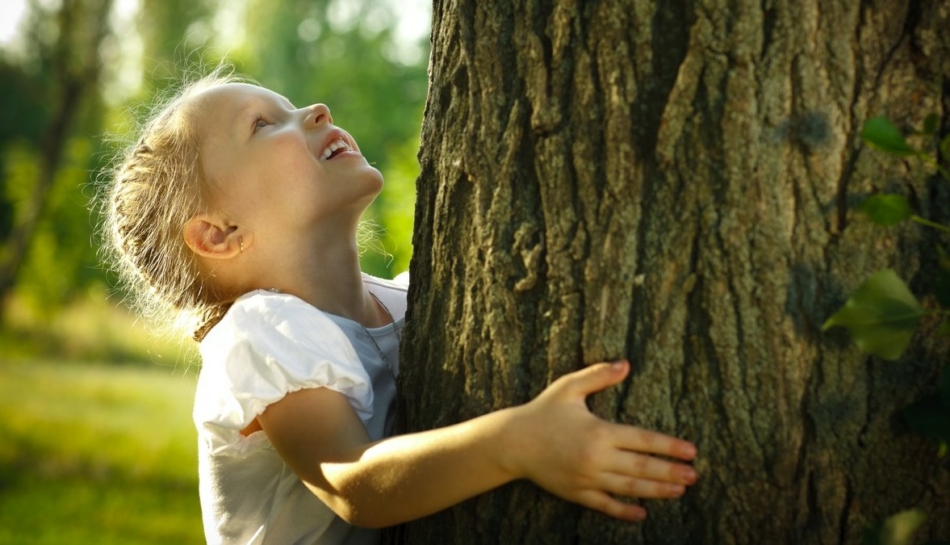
[0,0,112,306]
[393,1,950,543]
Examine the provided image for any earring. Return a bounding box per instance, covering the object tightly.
[239,237,245,253]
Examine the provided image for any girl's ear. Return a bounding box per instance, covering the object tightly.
[184,215,240,259]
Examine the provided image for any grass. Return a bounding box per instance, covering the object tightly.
[0,290,205,544]
[0,359,204,544]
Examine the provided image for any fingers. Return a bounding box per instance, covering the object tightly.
[553,360,630,398]
[574,475,684,522]
[577,490,648,522]
[609,423,697,461]
[598,448,698,487]
[531,359,701,523]
[599,472,688,499]
[573,460,694,522]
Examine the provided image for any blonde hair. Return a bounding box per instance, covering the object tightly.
[98,66,252,342]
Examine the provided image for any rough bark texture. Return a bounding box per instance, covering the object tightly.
[393,1,950,543]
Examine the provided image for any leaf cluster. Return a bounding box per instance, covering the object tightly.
[824,114,950,543]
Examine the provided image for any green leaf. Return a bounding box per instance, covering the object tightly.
[862,116,917,156]
[941,133,950,162]
[863,509,927,545]
[903,394,950,445]
[922,114,939,135]
[861,195,912,226]
[822,269,923,360]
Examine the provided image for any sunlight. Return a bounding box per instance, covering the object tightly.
[0,0,27,45]
[389,0,431,45]
[385,0,432,65]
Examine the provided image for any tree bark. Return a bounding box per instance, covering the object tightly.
[394,0,950,543]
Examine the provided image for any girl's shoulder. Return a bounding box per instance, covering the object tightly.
[204,289,354,359]
[195,289,373,434]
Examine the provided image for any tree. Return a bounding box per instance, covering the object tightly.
[392,1,950,543]
[0,0,114,313]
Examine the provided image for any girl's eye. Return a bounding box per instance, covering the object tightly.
[252,117,268,133]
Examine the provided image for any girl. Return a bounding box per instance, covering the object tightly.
[100,69,699,544]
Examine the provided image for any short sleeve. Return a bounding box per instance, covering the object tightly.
[193,291,373,450]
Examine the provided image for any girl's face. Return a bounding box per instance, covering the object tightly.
[194,83,383,238]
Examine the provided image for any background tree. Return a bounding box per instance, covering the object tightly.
[0,0,222,323]
[394,1,950,544]
[0,0,114,319]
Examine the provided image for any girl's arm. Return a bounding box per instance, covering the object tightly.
[257,360,698,528]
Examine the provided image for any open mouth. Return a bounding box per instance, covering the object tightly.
[320,138,351,160]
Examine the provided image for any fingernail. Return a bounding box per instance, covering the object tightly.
[611,360,628,370]
[631,509,647,522]
[682,468,698,484]
[681,444,697,459]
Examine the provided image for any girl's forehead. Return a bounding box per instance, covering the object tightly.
[191,84,296,143]
[195,83,295,113]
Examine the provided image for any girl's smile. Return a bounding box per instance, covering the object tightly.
[192,83,383,236]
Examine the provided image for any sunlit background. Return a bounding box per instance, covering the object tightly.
[0,0,430,542]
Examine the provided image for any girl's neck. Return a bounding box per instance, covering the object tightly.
[250,230,387,328]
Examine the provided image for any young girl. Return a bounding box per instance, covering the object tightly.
[100,69,699,544]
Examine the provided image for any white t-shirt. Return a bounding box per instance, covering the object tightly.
[194,275,407,545]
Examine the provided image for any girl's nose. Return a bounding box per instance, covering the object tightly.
[307,104,332,127]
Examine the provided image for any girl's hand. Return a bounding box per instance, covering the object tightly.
[505,360,698,522]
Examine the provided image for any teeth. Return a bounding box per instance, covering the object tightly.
[320,138,350,160]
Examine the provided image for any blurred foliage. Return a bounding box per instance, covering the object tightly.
[0,0,113,321]
[0,0,428,337]
[1,285,190,364]
[0,1,428,541]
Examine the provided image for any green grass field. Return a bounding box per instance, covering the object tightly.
[0,359,204,544]
[0,292,206,544]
